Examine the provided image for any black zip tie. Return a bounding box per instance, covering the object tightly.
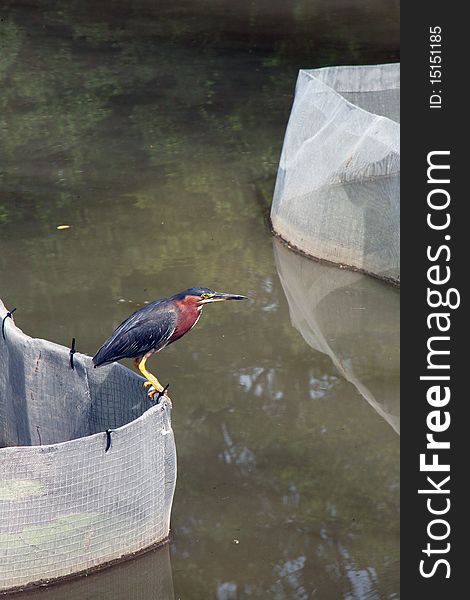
[105,429,115,453]
[155,383,170,403]
[69,337,76,369]
[2,307,17,340]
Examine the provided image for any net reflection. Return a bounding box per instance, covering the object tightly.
[13,543,174,600]
[273,238,399,434]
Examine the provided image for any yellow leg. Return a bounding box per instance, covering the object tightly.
[134,354,166,398]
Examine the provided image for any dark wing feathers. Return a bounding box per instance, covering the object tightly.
[93,301,177,366]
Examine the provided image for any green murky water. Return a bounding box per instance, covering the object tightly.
[1,1,399,598]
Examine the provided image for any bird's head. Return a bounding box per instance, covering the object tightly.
[173,287,248,307]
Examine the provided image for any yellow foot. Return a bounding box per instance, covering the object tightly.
[143,380,161,390]
[134,356,169,400]
[143,380,169,400]
[143,381,158,398]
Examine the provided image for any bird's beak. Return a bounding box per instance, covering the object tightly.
[199,292,248,304]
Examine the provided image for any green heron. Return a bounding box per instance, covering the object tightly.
[93,287,247,398]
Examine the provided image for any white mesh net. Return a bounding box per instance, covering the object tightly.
[0,300,177,592]
[271,63,400,283]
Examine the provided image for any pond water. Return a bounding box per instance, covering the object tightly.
[1,1,399,598]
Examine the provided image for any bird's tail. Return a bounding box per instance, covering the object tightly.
[92,347,109,368]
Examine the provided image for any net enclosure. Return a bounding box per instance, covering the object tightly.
[0,300,177,593]
[271,63,400,284]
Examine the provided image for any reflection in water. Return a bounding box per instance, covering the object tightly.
[274,239,400,434]
[1,0,399,598]
[13,544,174,600]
